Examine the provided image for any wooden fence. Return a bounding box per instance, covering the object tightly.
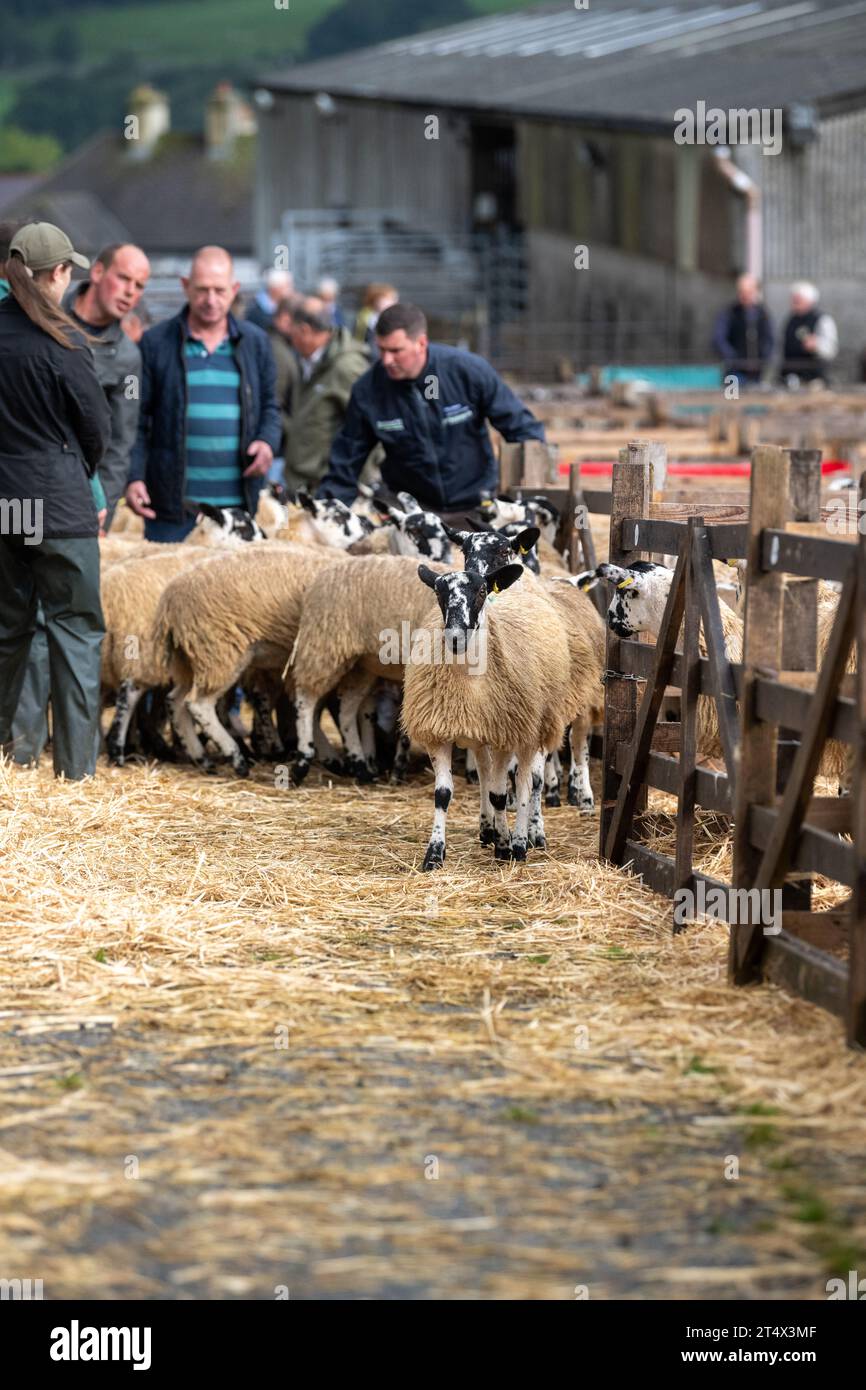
[592,444,866,1048]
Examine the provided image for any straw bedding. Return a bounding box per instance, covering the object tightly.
[0,755,864,1300]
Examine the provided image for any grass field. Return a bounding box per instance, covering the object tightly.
[22,0,534,72]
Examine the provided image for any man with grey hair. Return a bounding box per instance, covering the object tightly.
[283,294,369,491]
[245,267,295,332]
[780,282,838,386]
[316,275,347,329]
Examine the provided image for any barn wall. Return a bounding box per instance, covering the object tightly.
[255,92,473,258]
[735,110,866,378]
[524,231,732,366]
[515,121,733,276]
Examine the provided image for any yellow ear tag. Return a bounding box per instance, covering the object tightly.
[617,576,634,590]
[518,545,528,555]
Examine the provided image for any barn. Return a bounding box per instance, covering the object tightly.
[255,0,866,377]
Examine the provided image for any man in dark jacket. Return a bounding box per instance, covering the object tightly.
[779,281,839,386]
[317,303,545,512]
[126,246,282,541]
[711,273,773,386]
[63,242,150,526]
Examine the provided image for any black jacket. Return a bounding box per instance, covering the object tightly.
[129,306,282,524]
[782,309,826,383]
[317,343,545,511]
[0,296,110,538]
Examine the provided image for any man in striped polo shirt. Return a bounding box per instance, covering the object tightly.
[127,246,281,540]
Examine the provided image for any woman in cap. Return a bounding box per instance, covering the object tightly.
[0,222,110,779]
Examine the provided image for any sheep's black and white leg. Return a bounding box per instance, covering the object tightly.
[465,747,479,785]
[477,746,496,846]
[274,691,297,754]
[423,743,453,871]
[512,751,538,861]
[488,750,513,860]
[292,689,317,783]
[506,753,518,811]
[313,698,342,773]
[336,669,377,781]
[167,685,215,773]
[567,718,594,812]
[545,745,562,808]
[187,694,250,777]
[529,750,547,849]
[106,680,143,765]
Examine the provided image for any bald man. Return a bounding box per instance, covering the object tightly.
[63,242,150,525]
[126,245,281,540]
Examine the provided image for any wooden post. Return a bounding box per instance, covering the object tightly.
[498,442,521,493]
[848,470,866,1047]
[499,440,557,491]
[779,449,822,911]
[599,444,653,858]
[604,545,688,864]
[674,520,701,930]
[730,447,789,985]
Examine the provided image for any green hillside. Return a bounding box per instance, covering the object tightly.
[0,0,533,168]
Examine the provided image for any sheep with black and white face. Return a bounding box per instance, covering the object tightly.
[402,561,574,869]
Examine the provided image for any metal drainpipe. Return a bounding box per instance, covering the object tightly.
[713,147,762,282]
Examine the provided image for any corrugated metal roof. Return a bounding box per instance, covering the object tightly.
[259,0,866,125]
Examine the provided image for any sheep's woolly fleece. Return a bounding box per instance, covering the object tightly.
[0,757,863,1300]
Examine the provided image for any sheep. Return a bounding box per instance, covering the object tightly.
[155,543,350,776]
[100,546,223,763]
[254,483,291,537]
[478,491,560,548]
[543,578,606,808]
[402,562,574,868]
[466,518,567,576]
[184,502,266,546]
[108,499,145,537]
[590,560,853,785]
[440,522,605,809]
[277,490,374,549]
[99,536,166,569]
[289,554,454,785]
[100,505,265,571]
[592,560,742,765]
[382,492,454,562]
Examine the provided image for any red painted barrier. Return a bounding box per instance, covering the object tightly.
[559,459,850,478]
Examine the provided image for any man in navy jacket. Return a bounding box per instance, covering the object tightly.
[126,246,281,540]
[317,303,544,513]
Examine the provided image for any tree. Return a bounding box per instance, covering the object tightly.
[0,124,62,173]
[305,0,473,62]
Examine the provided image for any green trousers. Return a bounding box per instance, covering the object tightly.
[0,537,104,780]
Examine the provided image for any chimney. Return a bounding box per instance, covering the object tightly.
[126,84,170,159]
[205,82,257,160]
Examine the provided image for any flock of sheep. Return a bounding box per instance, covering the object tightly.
[99,487,609,868]
[98,484,850,871]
